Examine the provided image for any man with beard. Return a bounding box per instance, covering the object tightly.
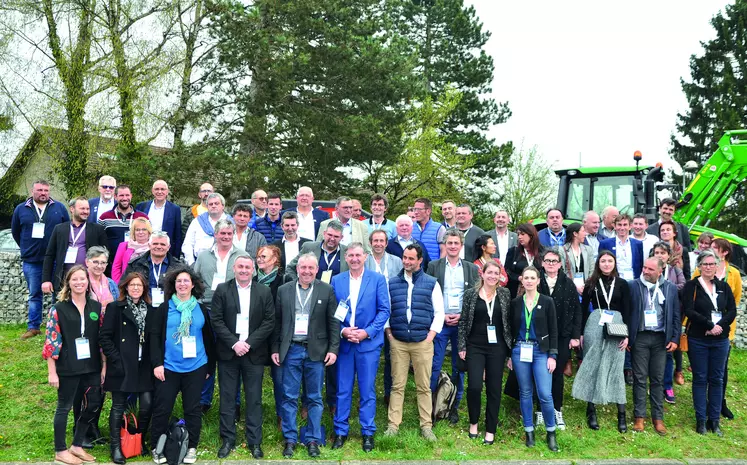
[98,184,149,258]
[487,210,517,266]
[87,175,117,223]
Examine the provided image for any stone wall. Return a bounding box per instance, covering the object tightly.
[735,279,747,349]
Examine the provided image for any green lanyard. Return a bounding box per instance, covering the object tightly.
[523,293,538,341]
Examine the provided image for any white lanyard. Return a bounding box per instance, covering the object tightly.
[35,203,47,222]
[79,309,86,337]
[70,223,86,245]
[372,218,384,230]
[698,277,719,310]
[116,209,129,224]
[323,249,338,268]
[480,288,497,324]
[375,254,388,277]
[152,262,163,285]
[524,250,533,264]
[296,284,314,314]
[598,278,616,310]
[647,280,660,310]
[571,245,581,270]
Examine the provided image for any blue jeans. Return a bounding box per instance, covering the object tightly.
[281,343,325,443]
[22,261,43,330]
[511,344,556,432]
[430,324,464,402]
[688,337,730,421]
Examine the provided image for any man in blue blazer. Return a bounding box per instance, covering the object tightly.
[538,208,567,247]
[330,242,390,453]
[598,213,644,280]
[87,175,117,223]
[135,180,183,254]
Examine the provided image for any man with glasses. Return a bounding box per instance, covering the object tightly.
[11,179,69,339]
[136,180,183,253]
[42,196,108,294]
[88,175,117,223]
[249,189,269,228]
[183,192,232,265]
[316,197,370,251]
[124,231,184,305]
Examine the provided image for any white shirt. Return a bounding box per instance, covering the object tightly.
[349,270,364,328]
[215,248,231,278]
[495,229,510,265]
[397,236,414,248]
[615,237,634,279]
[97,198,115,221]
[148,201,166,232]
[283,236,301,265]
[444,260,465,314]
[182,213,227,265]
[296,209,316,240]
[340,220,352,246]
[385,271,445,333]
[235,281,251,343]
[233,228,248,251]
[634,232,659,259]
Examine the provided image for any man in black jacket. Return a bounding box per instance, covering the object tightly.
[271,253,340,458]
[539,247,582,431]
[210,256,275,459]
[124,231,184,305]
[42,197,108,293]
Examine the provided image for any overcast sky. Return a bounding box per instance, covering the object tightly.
[466,0,732,172]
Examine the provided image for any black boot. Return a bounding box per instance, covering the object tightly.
[546,431,558,452]
[110,405,126,464]
[696,420,707,434]
[722,401,734,420]
[525,431,535,447]
[710,420,724,437]
[586,403,599,430]
[617,406,627,433]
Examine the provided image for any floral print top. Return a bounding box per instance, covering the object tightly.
[42,304,105,360]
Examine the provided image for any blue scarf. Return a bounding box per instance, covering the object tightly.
[170,294,198,344]
[197,212,234,236]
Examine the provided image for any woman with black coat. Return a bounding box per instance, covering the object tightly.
[148,266,216,465]
[505,223,544,298]
[99,272,155,463]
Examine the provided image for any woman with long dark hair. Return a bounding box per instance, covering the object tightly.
[571,250,631,433]
[473,234,508,286]
[505,223,544,298]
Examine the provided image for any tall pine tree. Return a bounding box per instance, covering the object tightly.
[671,1,747,237]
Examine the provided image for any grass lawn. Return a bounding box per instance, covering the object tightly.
[1,323,745,461]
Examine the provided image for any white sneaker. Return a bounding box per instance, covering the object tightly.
[555,409,566,431]
[535,411,544,428]
[183,448,197,464]
[152,449,166,464]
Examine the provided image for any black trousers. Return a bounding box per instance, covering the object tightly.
[632,331,667,420]
[219,357,265,445]
[465,341,506,434]
[150,365,207,449]
[54,372,102,452]
[110,391,153,448]
[551,338,571,411]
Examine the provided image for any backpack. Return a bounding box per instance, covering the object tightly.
[155,419,189,465]
[432,371,457,422]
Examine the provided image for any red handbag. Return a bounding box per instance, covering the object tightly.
[120,413,142,458]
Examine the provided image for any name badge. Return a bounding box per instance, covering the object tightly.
[295,314,309,336]
[236,313,249,341]
[712,312,722,325]
[182,336,197,358]
[644,309,658,328]
[75,337,91,360]
[151,288,164,306]
[573,272,584,287]
[487,325,497,344]
[123,232,131,243]
[519,342,533,363]
[447,291,461,311]
[211,273,226,291]
[64,247,79,264]
[621,267,634,280]
[321,270,333,284]
[599,310,615,326]
[334,300,349,322]
[32,222,45,239]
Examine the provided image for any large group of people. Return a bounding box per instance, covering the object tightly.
[9,176,742,462]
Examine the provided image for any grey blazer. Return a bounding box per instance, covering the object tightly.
[426,258,480,293]
[284,241,349,282]
[364,253,403,279]
[193,246,250,304]
[558,243,595,282]
[462,225,486,262]
[487,229,518,261]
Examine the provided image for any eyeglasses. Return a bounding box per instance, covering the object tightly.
[134,228,149,233]
[340,206,353,210]
[543,259,560,264]
[89,260,107,267]
[127,283,143,288]
[100,185,115,190]
[700,262,717,267]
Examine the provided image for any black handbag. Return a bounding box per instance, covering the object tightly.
[603,322,628,339]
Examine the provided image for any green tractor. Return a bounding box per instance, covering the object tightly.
[543,130,747,271]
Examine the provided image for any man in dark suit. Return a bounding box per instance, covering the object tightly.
[271,211,311,270]
[42,197,108,293]
[210,256,275,459]
[295,186,330,241]
[87,175,117,223]
[646,198,692,252]
[330,243,390,452]
[271,253,340,458]
[135,179,183,253]
[426,229,479,423]
[454,204,485,262]
[487,209,517,265]
[598,213,644,280]
[386,215,431,270]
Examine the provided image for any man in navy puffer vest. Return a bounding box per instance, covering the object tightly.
[384,244,444,441]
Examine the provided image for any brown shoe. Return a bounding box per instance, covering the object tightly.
[633,417,645,432]
[652,419,667,436]
[674,371,685,386]
[563,359,573,377]
[69,448,95,463]
[54,451,83,465]
[20,329,41,340]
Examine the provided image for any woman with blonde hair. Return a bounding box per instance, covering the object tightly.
[112,217,152,282]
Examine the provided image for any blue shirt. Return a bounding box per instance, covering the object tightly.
[517,305,538,342]
[164,301,208,373]
[317,246,341,279]
[148,256,170,291]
